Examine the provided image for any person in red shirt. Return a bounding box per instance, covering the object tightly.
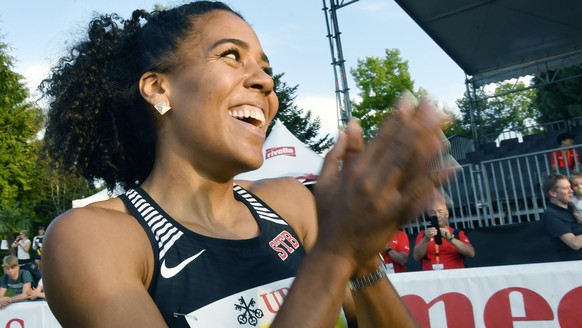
[413,192,475,270]
[550,132,580,173]
[381,230,410,273]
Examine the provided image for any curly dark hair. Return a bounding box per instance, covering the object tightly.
[40,1,243,191]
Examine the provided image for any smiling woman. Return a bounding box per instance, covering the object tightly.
[39,1,453,327]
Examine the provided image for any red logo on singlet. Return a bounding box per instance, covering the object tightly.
[269,230,300,260]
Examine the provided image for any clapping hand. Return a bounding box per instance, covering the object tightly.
[314,95,457,268]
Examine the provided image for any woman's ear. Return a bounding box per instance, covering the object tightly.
[139,71,170,108]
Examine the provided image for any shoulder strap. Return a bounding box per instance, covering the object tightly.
[118,189,165,295]
[233,184,289,226]
[122,188,185,259]
[119,192,144,225]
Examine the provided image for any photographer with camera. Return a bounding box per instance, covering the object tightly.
[413,192,475,270]
[11,231,32,266]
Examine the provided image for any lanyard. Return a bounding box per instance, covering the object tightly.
[435,243,440,264]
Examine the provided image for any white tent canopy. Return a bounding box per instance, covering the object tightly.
[71,185,124,208]
[71,188,111,208]
[235,119,324,183]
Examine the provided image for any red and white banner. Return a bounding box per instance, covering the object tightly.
[0,301,59,327]
[1,261,581,327]
[390,260,582,328]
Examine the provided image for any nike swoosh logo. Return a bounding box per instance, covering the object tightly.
[160,249,206,279]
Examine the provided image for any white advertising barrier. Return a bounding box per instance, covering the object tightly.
[1,261,581,327]
[390,260,582,328]
[0,301,60,328]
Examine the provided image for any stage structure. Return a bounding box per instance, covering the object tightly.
[394,0,582,148]
[321,0,361,126]
[322,0,582,147]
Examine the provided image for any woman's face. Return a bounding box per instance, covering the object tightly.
[159,10,279,180]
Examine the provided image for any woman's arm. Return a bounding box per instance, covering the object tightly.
[21,240,31,252]
[273,98,451,327]
[43,205,167,327]
[349,257,417,328]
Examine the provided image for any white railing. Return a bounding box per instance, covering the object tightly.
[405,145,580,234]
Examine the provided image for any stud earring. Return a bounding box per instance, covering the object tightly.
[154,100,171,115]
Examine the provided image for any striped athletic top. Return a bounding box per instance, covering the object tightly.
[119,184,306,327]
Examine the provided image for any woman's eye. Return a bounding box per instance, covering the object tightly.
[221,49,240,61]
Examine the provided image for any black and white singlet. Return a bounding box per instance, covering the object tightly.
[120,184,306,327]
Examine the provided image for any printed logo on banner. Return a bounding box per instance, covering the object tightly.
[390,262,582,327]
[6,319,24,328]
[265,147,296,159]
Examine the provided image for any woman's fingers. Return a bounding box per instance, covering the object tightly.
[341,119,366,172]
[318,130,348,185]
[348,98,448,203]
[314,94,458,264]
[316,119,366,198]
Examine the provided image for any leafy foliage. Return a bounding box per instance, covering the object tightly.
[271,73,334,153]
[33,152,95,225]
[455,82,537,142]
[0,39,94,236]
[350,49,415,140]
[534,65,582,123]
[0,41,45,233]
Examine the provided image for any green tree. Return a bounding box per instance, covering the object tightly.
[32,154,96,227]
[0,40,45,235]
[0,38,93,235]
[534,65,582,123]
[350,49,415,140]
[271,73,334,153]
[442,109,466,138]
[456,81,537,143]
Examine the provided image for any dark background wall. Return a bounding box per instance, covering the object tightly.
[405,221,561,272]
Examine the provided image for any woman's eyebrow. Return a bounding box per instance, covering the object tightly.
[210,38,270,64]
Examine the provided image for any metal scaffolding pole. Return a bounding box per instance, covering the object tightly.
[322,0,360,127]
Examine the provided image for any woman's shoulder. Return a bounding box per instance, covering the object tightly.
[237,177,314,207]
[45,197,146,253]
[51,197,129,229]
[236,178,318,248]
[236,176,308,191]
[42,197,158,326]
[43,196,154,279]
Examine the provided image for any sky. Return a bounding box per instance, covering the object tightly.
[0,0,467,136]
